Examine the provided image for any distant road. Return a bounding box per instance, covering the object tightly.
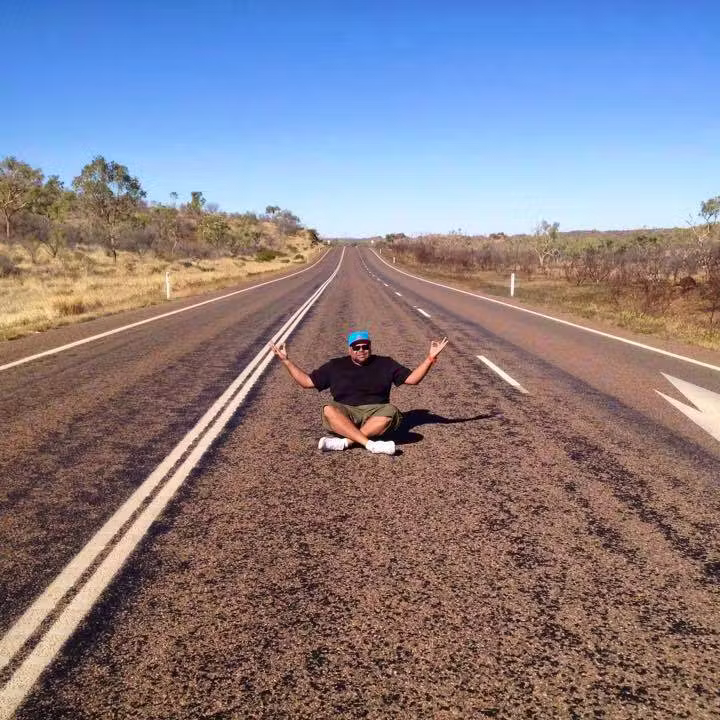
[2,246,718,719]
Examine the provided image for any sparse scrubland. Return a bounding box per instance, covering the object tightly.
[2,154,719,351]
[382,198,720,351]
[0,155,322,341]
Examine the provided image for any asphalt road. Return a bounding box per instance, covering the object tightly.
[1,247,718,719]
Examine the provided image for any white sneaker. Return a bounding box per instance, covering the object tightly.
[318,436,349,451]
[365,440,396,455]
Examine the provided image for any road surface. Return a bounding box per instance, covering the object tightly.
[1,247,718,718]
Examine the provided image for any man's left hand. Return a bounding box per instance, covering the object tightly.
[429,337,449,358]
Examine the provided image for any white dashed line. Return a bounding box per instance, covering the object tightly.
[416,308,431,318]
[371,250,720,374]
[477,355,529,394]
[394,292,402,297]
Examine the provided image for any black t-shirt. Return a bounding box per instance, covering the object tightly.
[309,355,412,405]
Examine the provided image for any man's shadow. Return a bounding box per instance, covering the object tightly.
[391,408,499,446]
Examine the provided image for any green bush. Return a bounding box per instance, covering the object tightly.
[255,248,279,262]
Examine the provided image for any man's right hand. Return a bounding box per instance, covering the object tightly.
[271,343,315,389]
[270,342,288,361]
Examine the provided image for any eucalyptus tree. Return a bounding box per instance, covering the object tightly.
[304,228,321,245]
[149,203,182,257]
[199,213,231,253]
[531,220,561,274]
[697,196,720,323]
[701,196,720,227]
[72,156,146,262]
[189,191,206,216]
[687,195,720,278]
[0,156,44,239]
[32,175,76,257]
[231,213,263,253]
[271,208,301,235]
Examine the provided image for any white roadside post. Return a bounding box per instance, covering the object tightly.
[393,256,396,264]
[510,272,515,297]
[165,271,171,300]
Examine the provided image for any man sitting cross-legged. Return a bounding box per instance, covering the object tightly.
[270,330,448,455]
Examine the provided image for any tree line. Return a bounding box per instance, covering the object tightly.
[386,195,720,323]
[0,155,320,268]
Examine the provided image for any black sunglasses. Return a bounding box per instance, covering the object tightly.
[350,343,370,351]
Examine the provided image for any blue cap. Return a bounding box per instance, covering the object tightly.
[347,330,370,346]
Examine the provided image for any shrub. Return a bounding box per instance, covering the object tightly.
[55,299,87,316]
[0,253,21,277]
[676,276,697,294]
[255,248,279,262]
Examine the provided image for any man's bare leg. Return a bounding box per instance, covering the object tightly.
[359,416,392,439]
[323,405,370,447]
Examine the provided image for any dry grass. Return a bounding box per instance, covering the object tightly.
[0,241,322,341]
[392,255,720,352]
[6,242,718,352]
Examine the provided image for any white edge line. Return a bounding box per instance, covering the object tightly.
[370,250,720,374]
[0,249,332,373]
[478,355,529,394]
[0,251,344,716]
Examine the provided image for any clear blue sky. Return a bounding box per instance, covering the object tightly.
[4,0,719,237]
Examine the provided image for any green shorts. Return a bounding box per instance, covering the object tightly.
[322,401,403,434]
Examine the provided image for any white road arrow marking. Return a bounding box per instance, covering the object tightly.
[656,373,720,442]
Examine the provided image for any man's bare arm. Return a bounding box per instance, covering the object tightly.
[404,337,449,386]
[270,342,316,388]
